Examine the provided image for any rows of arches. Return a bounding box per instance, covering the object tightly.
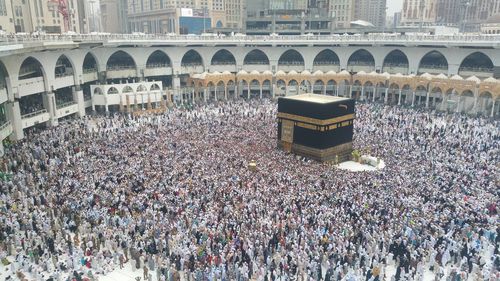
[10,49,497,84]
[93,83,162,96]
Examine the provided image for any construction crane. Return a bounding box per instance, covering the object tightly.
[48,0,71,33]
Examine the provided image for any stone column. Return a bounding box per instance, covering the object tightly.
[425,91,430,108]
[43,92,58,126]
[225,86,228,100]
[73,85,86,118]
[5,101,23,141]
[214,86,218,101]
[472,95,478,114]
[172,76,181,101]
[384,88,389,104]
[259,85,263,99]
[490,100,495,117]
[398,89,402,106]
[411,92,416,107]
[323,83,327,95]
[203,88,207,103]
[360,86,365,101]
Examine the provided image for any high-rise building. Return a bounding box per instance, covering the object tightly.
[353,0,387,28]
[401,0,437,27]
[126,0,245,34]
[0,0,14,33]
[101,0,128,33]
[435,0,497,32]
[329,0,355,29]
[9,0,81,33]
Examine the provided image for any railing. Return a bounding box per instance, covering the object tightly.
[107,65,136,71]
[83,68,97,74]
[55,71,74,78]
[56,101,76,109]
[146,63,171,69]
[278,61,305,66]
[313,61,340,65]
[1,33,499,46]
[0,120,11,131]
[21,109,47,119]
[181,63,203,67]
[243,61,269,65]
[458,66,493,72]
[348,61,376,66]
[211,61,237,65]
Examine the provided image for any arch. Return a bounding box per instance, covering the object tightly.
[479,91,493,99]
[244,49,270,65]
[477,91,494,116]
[137,85,147,92]
[300,80,311,93]
[313,49,340,65]
[347,49,375,67]
[83,52,98,73]
[107,87,119,95]
[278,50,304,66]
[216,20,223,28]
[326,79,337,95]
[123,86,134,93]
[55,55,75,78]
[0,61,9,89]
[106,50,137,71]
[94,87,104,95]
[250,79,260,88]
[146,50,171,68]
[276,79,286,96]
[181,49,204,66]
[313,80,325,94]
[216,80,225,87]
[383,50,409,73]
[418,50,448,74]
[211,49,236,65]
[414,85,428,106]
[19,57,45,80]
[150,83,161,91]
[458,52,494,76]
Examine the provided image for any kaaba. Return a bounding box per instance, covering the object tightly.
[277,94,355,162]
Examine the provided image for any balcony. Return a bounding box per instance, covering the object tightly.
[277,63,305,72]
[56,101,78,118]
[53,72,74,90]
[180,65,204,74]
[17,77,45,97]
[83,68,98,82]
[144,65,173,77]
[21,109,50,129]
[106,66,137,79]
[209,63,237,73]
[0,121,12,140]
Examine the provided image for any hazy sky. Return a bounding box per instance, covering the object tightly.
[387,0,404,15]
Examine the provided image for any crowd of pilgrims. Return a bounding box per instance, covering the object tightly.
[0,99,498,281]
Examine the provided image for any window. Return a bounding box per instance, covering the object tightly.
[0,0,6,16]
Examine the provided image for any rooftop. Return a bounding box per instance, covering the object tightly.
[283,94,349,104]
